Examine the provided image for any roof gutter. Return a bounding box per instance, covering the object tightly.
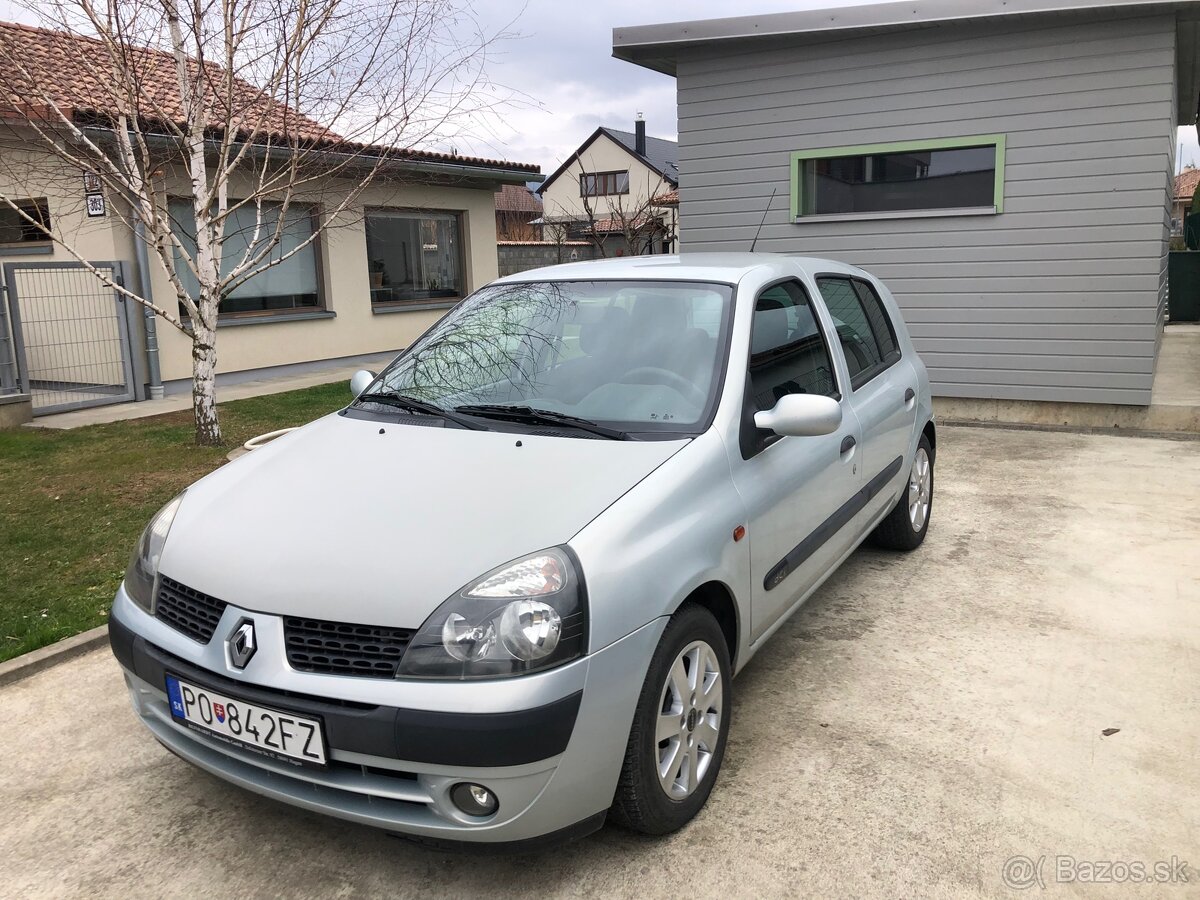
[78,126,542,185]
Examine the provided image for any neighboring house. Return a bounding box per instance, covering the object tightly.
[1173,164,1200,233]
[615,0,1200,409]
[537,118,678,256]
[0,20,540,416]
[651,188,681,247]
[495,183,543,241]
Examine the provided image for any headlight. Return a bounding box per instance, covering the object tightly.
[123,492,185,612]
[396,547,587,680]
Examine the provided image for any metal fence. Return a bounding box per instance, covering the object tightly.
[1168,252,1200,322]
[0,261,137,415]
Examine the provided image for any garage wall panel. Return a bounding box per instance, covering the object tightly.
[674,13,1177,405]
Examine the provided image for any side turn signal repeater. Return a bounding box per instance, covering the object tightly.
[733,525,746,542]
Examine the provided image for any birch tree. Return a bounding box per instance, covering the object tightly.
[0,0,505,444]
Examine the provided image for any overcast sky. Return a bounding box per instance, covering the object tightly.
[2,0,1197,175]
[458,0,860,172]
[466,0,1200,178]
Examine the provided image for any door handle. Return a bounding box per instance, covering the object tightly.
[840,435,856,454]
[903,387,915,403]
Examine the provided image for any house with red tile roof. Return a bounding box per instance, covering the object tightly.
[1172,165,1200,233]
[537,116,678,257]
[0,20,540,415]
[494,184,543,242]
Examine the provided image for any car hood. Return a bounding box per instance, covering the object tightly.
[158,413,686,627]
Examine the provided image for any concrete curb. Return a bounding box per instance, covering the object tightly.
[938,418,1200,442]
[0,625,109,688]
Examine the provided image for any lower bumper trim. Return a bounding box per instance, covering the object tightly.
[389,810,609,854]
[109,614,581,767]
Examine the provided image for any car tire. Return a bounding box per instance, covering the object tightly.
[609,603,732,835]
[870,432,934,551]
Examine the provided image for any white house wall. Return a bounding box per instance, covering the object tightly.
[148,173,500,383]
[0,138,506,390]
[541,134,673,223]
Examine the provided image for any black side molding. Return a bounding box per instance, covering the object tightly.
[764,455,904,591]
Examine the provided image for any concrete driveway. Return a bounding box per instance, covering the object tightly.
[1,426,1197,898]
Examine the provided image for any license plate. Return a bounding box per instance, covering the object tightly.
[165,674,327,767]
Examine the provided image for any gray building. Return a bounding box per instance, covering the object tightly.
[614,0,1200,408]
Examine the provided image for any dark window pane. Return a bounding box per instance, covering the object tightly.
[816,277,884,382]
[579,171,630,197]
[218,292,319,314]
[807,145,995,214]
[852,279,899,360]
[170,199,321,317]
[749,281,836,408]
[366,211,463,304]
[0,199,50,243]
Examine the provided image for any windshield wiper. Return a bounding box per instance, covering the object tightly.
[356,391,484,430]
[453,403,629,440]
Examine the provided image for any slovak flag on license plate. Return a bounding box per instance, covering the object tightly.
[214,702,226,723]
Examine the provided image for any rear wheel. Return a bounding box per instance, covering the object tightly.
[870,433,934,550]
[609,604,732,835]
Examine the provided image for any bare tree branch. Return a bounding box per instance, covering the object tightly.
[0,0,514,444]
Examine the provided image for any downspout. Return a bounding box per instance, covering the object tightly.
[133,217,164,399]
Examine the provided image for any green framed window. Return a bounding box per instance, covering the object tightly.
[790,135,1006,219]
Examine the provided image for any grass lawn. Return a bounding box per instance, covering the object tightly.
[0,382,349,662]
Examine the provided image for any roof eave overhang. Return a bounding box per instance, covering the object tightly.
[1177,10,1200,124]
[614,0,1200,124]
[77,125,541,185]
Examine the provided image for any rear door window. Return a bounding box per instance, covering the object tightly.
[816,276,901,389]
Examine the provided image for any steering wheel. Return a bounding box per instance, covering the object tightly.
[620,366,707,407]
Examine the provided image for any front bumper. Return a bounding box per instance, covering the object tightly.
[109,586,665,843]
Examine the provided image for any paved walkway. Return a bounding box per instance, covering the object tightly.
[26,354,395,430]
[1,426,1197,897]
[1152,323,1200,407]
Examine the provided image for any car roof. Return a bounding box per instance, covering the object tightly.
[492,253,869,286]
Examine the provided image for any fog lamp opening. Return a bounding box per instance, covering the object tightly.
[449,782,499,817]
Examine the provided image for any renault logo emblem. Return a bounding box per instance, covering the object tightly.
[227,618,257,669]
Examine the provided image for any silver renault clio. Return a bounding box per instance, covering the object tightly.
[110,253,935,846]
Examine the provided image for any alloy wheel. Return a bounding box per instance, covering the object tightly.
[655,640,723,800]
[908,447,931,532]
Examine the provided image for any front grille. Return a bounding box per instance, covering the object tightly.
[283,616,415,678]
[155,576,228,643]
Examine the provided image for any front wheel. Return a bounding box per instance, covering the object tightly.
[870,433,934,551]
[609,604,732,835]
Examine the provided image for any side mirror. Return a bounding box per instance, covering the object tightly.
[350,370,377,397]
[754,393,842,437]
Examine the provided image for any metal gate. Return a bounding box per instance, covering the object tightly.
[0,261,136,415]
[1168,251,1200,322]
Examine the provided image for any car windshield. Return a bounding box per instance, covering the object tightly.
[370,280,734,433]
